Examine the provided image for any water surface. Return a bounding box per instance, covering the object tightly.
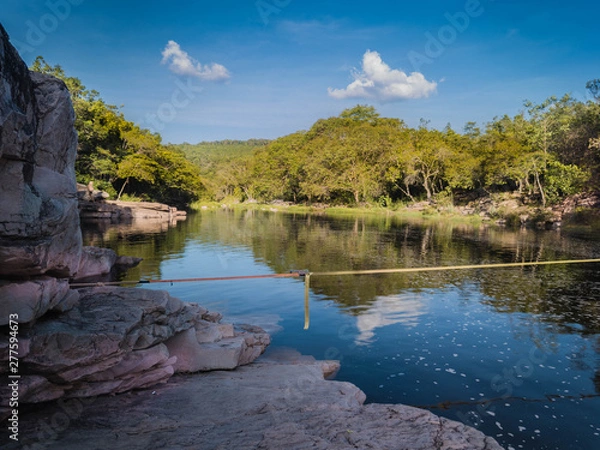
[83,210,600,450]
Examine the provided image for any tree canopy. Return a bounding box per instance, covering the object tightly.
[31,56,599,210]
[31,57,204,207]
[176,93,600,207]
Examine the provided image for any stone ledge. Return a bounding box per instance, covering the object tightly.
[0,355,503,450]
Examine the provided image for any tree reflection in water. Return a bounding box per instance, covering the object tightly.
[82,209,600,449]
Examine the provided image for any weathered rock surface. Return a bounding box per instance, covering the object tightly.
[78,197,186,223]
[72,246,142,282]
[0,246,140,328]
[1,357,503,450]
[165,323,270,372]
[0,277,78,326]
[0,287,270,413]
[0,24,82,278]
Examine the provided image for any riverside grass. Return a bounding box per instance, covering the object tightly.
[189,200,486,226]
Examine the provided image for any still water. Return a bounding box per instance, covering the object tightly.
[83,209,600,450]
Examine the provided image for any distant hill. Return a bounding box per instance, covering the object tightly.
[169,139,270,171]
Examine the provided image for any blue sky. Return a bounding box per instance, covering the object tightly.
[2,0,599,143]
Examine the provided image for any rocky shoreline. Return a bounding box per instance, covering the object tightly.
[78,185,187,224]
[2,352,503,450]
[0,22,502,449]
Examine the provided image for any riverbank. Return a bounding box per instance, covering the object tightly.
[77,182,187,224]
[192,191,600,229]
[3,349,503,450]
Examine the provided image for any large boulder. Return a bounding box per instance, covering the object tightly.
[0,287,270,409]
[0,277,78,326]
[0,23,81,278]
[72,246,142,282]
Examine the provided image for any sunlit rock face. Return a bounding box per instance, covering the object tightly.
[0,23,82,278]
[0,24,269,418]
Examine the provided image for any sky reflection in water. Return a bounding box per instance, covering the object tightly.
[83,210,600,450]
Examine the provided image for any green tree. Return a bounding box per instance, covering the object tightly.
[31,57,203,207]
[116,154,159,200]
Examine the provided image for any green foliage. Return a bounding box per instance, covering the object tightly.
[170,140,269,202]
[543,159,588,204]
[31,54,598,210]
[31,57,203,208]
[187,97,599,208]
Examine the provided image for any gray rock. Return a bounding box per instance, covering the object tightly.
[78,198,187,223]
[69,246,142,282]
[22,287,200,378]
[0,24,81,278]
[65,344,177,398]
[7,286,269,401]
[73,246,118,280]
[164,321,270,372]
[3,359,503,450]
[0,277,79,325]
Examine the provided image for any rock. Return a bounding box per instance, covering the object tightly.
[202,310,223,323]
[78,197,187,223]
[236,324,272,366]
[0,277,79,325]
[69,246,142,282]
[4,286,269,401]
[0,24,82,278]
[2,359,503,450]
[164,321,270,372]
[260,347,341,378]
[13,375,67,403]
[115,255,143,269]
[73,246,118,280]
[22,287,200,378]
[65,344,177,398]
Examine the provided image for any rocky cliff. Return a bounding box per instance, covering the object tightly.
[0,25,81,280]
[0,22,269,421]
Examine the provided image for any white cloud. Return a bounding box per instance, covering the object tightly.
[328,50,437,102]
[161,40,230,81]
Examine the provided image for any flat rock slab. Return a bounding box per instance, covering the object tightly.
[4,359,503,450]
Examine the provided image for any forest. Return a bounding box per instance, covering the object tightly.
[32,56,600,211]
[178,86,600,209]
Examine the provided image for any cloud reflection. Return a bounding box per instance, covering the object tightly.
[355,293,428,345]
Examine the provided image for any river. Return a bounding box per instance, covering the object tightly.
[82,209,600,450]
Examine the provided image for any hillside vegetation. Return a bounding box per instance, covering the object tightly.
[189,89,600,210]
[31,56,600,215]
[170,140,269,202]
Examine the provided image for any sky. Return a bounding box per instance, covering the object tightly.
[2,0,599,144]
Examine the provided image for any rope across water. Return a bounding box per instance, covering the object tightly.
[69,258,600,329]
